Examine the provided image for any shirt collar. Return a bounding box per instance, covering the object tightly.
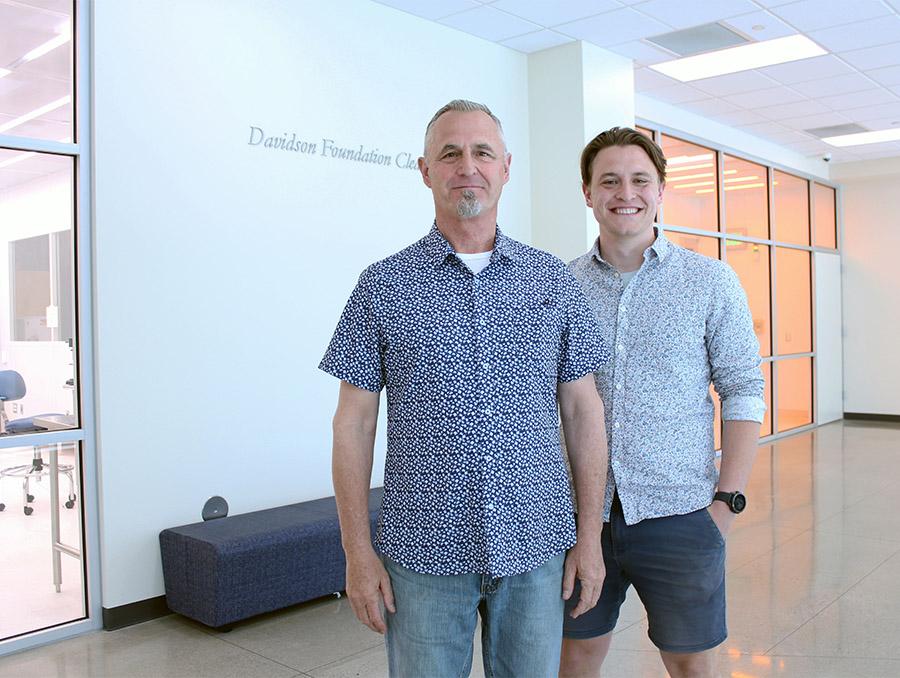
[424,222,516,268]
[590,227,673,268]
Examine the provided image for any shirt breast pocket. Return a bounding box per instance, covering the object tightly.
[497,298,563,359]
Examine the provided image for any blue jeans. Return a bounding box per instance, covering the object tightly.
[383,552,566,677]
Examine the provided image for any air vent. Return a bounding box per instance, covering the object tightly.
[804,123,868,138]
[645,22,749,57]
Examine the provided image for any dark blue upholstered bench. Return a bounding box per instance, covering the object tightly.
[159,487,382,628]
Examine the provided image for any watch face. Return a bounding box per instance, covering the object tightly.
[732,493,747,513]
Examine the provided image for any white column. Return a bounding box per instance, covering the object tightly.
[527,41,634,263]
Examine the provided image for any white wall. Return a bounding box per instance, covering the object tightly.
[91,0,854,612]
[93,0,531,607]
[815,252,843,423]
[830,157,900,416]
[528,42,634,264]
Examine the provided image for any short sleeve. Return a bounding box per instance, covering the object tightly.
[318,268,385,392]
[557,266,611,382]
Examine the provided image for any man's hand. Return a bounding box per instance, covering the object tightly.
[345,547,396,634]
[706,499,736,539]
[562,532,605,619]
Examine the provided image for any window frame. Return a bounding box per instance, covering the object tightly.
[0,0,101,655]
[637,119,841,442]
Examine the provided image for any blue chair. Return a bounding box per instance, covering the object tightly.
[0,370,76,516]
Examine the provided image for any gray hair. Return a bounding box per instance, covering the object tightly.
[423,99,506,158]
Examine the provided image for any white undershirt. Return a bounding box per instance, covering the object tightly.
[457,250,493,274]
[620,269,638,287]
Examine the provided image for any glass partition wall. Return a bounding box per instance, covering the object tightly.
[642,125,840,442]
[0,0,93,648]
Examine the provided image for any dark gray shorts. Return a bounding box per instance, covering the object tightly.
[563,495,727,654]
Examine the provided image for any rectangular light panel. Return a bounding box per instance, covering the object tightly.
[649,34,826,81]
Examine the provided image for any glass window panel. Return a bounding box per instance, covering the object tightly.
[761,361,772,437]
[813,183,837,249]
[775,247,811,355]
[0,149,78,429]
[660,135,718,232]
[663,230,720,260]
[723,155,768,240]
[728,241,771,356]
[0,442,86,637]
[0,2,73,143]
[772,170,809,245]
[636,126,654,139]
[776,357,812,433]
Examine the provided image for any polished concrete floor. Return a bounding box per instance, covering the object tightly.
[0,420,898,677]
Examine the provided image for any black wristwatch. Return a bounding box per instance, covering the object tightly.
[713,491,746,514]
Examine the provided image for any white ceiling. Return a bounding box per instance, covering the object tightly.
[371,0,900,164]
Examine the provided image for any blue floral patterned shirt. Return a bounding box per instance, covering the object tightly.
[569,230,766,525]
[320,224,610,578]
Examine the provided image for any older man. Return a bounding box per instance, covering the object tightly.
[320,100,611,677]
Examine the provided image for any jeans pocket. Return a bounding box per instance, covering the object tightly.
[699,507,727,547]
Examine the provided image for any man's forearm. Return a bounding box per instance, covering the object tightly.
[718,419,761,493]
[332,382,380,556]
[559,376,608,529]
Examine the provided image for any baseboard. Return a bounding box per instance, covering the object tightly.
[843,412,900,423]
[102,596,171,631]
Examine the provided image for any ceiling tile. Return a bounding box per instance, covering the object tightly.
[437,5,541,41]
[757,55,854,84]
[753,100,831,120]
[827,141,900,158]
[723,10,795,41]
[867,65,900,87]
[816,88,899,113]
[489,0,618,27]
[790,73,883,99]
[851,116,900,131]
[690,71,780,97]
[715,109,767,126]
[735,120,793,136]
[555,7,670,45]
[605,40,672,65]
[838,43,900,71]
[679,98,742,116]
[643,83,712,105]
[848,101,900,123]
[778,112,854,130]
[500,29,573,52]
[628,0,759,31]
[785,138,834,153]
[808,16,900,53]
[726,86,805,109]
[633,66,679,90]
[767,0,893,32]
[371,0,481,21]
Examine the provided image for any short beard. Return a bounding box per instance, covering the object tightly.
[456,190,483,218]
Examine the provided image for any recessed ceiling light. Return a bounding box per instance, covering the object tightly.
[649,34,826,81]
[0,68,10,79]
[822,128,900,147]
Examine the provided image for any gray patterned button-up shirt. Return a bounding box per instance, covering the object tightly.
[321,225,610,577]
[569,230,765,525]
